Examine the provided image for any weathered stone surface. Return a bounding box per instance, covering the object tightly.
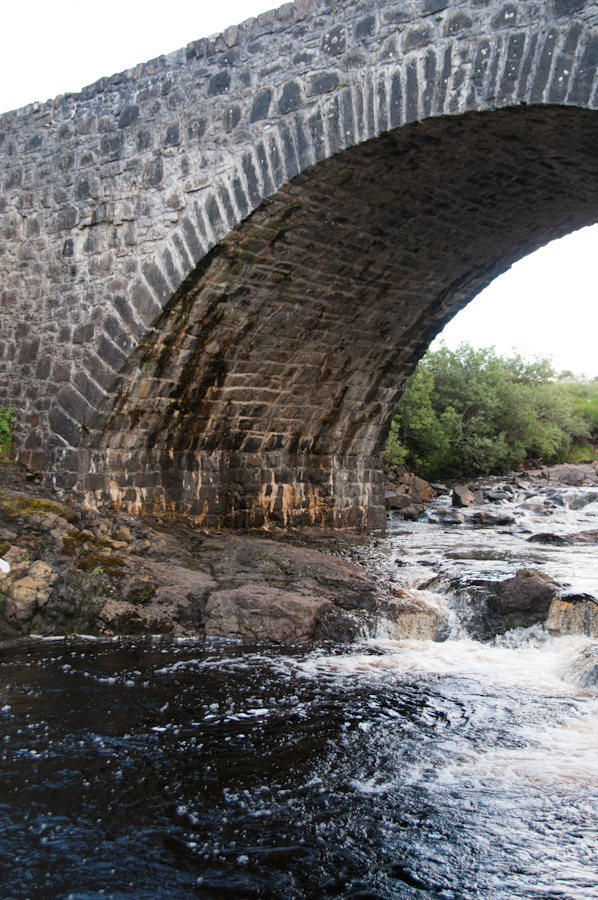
[205,586,332,643]
[469,509,517,527]
[489,568,561,616]
[452,486,476,508]
[2,1,598,529]
[546,595,598,638]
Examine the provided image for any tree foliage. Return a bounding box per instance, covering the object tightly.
[385,344,594,478]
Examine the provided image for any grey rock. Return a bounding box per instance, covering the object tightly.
[452,485,476,508]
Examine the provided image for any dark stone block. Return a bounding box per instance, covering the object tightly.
[181,216,204,263]
[309,72,339,96]
[293,116,310,170]
[206,194,225,236]
[569,32,598,104]
[281,124,299,179]
[104,314,132,353]
[250,89,272,123]
[531,29,559,102]
[62,238,74,257]
[73,323,94,344]
[354,16,376,41]
[52,361,71,382]
[58,384,93,424]
[491,4,518,28]
[390,71,403,128]
[223,106,241,132]
[279,80,302,114]
[143,157,164,188]
[118,105,140,128]
[256,141,274,196]
[309,111,326,161]
[377,77,388,133]
[131,280,162,326]
[268,137,284,187]
[171,234,192,278]
[549,23,582,103]
[35,356,52,380]
[49,406,83,447]
[137,129,152,152]
[208,71,231,96]
[74,369,105,408]
[498,32,526,104]
[25,134,43,153]
[142,261,171,306]
[100,133,124,158]
[242,153,262,206]
[233,177,249,217]
[322,24,346,56]
[18,338,40,364]
[162,247,181,287]
[85,352,116,392]
[327,96,342,154]
[423,50,437,118]
[97,334,127,372]
[219,184,236,227]
[164,124,180,147]
[404,26,432,52]
[406,61,419,123]
[446,13,472,37]
[554,0,588,14]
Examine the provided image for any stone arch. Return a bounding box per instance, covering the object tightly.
[78,104,598,528]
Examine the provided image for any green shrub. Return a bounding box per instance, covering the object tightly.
[0,407,15,460]
[386,343,592,479]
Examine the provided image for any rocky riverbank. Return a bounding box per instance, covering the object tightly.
[1,460,597,645]
[0,462,402,643]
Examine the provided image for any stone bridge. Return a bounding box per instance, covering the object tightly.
[1,0,598,529]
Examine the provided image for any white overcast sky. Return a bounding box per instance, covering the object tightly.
[2,0,597,378]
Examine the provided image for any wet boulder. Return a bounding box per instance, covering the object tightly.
[204,585,334,644]
[563,643,598,687]
[469,509,516,527]
[489,568,561,616]
[452,485,476,508]
[546,593,598,639]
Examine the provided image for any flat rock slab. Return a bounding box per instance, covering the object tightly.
[205,586,333,644]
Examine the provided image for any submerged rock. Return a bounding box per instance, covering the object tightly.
[564,643,598,688]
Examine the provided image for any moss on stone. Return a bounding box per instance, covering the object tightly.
[77,554,125,577]
[0,495,78,524]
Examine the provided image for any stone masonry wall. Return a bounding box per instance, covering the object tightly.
[1,0,598,526]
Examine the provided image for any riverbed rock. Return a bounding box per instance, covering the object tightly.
[565,530,598,543]
[452,485,476,508]
[564,643,598,687]
[490,569,561,616]
[469,510,517,527]
[386,592,450,641]
[204,586,334,644]
[545,594,598,639]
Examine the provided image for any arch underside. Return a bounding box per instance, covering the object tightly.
[71,105,598,528]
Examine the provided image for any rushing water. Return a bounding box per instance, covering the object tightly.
[1,480,598,899]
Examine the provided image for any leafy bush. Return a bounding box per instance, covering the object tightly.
[0,407,15,460]
[386,344,592,478]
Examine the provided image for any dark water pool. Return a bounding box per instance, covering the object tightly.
[1,633,597,899]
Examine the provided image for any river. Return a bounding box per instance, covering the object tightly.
[1,479,598,899]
